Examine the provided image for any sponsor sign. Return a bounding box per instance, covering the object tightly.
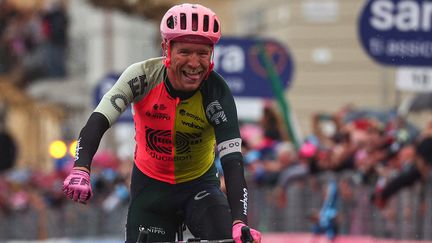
[214,37,294,98]
[358,0,432,66]
[396,67,432,91]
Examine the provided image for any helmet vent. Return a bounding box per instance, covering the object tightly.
[166,16,174,29]
[203,15,209,32]
[180,13,186,30]
[192,13,198,31]
[213,20,219,33]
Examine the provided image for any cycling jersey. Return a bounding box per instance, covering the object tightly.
[94,57,243,184]
[74,57,249,226]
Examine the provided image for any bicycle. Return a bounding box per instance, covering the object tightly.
[136,223,254,243]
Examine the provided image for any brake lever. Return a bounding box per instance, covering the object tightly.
[240,226,253,243]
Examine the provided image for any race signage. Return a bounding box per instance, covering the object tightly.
[214,37,294,98]
[396,68,432,92]
[358,0,432,66]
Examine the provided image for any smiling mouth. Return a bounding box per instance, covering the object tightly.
[183,71,202,81]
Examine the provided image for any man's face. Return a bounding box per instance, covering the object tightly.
[167,42,212,92]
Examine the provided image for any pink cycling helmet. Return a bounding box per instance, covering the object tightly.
[160,3,221,45]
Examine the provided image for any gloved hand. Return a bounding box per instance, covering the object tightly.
[232,222,261,243]
[63,168,92,204]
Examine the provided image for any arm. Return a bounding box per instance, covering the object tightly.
[380,165,421,201]
[372,134,432,208]
[371,165,421,208]
[74,61,153,169]
[273,163,309,208]
[276,163,309,189]
[73,112,110,171]
[63,62,151,203]
[205,73,261,242]
[220,151,248,224]
[221,152,262,242]
[204,73,248,224]
[62,113,108,204]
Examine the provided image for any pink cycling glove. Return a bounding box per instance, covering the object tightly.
[232,223,261,243]
[62,168,92,204]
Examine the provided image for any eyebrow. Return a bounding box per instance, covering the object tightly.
[177,47,211,53]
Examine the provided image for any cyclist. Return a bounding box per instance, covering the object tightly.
[62,3,261,243]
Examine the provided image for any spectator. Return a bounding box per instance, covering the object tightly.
[0,0,69,87]
[259,102,288,145]
[250,141,296,187]
[40,0,68,77]
[272,141,316,208]
[309,180,339,242]
[371,136,432,209]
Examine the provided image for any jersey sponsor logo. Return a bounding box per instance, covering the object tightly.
[240,188,248,216]
[145,127,195,161]
[174,154,192,161]
[128,74,148,98]
[110,94,128,113]
[140,225,166,235]
[194,190,210,200]
[145,111,171,120]
[181,120,204,130]
[74,137,83,162]
[218,138,242,158]
[145,146,192,161]
[153,103,167,111]
[145,146,172,161]
[206,100,227,125]
[145,127,172,154]
[176,132,202,154]
[179,109,206,123]
[69,176,90,186]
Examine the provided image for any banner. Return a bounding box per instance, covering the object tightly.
[214,37,294,98]
[396,67,432,91]
[358,0,432,66]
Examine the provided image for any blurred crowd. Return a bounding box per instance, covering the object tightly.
[1,101,432,240]
[236,103,432,241]
[0,0,68,87]
[0,144,133,239]
[0,102,432,240]
[241,103,424,194]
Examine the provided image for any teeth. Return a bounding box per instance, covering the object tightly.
[184,70,202,75]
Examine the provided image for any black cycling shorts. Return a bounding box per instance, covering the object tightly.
[125,164,232,243]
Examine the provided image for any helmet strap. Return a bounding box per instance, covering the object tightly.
[204,45,215,80]
[163,40,171,68]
